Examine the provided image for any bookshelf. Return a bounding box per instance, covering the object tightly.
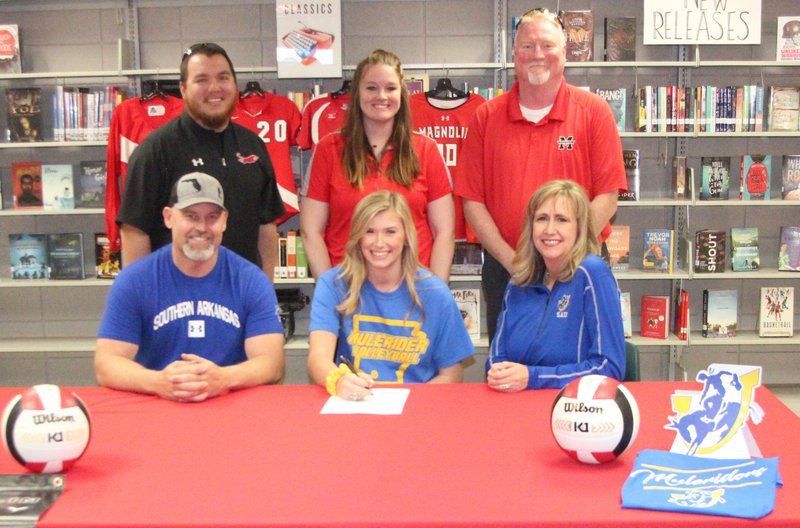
[0,0,798,387]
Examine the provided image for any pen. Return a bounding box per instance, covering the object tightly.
[340,355,373,395]
[339,355,358,375]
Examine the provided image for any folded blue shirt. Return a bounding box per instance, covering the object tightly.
[622,449,781,520]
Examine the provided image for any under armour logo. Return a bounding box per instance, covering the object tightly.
[441,115,450,121]
[191,158,204,166]
[557,136,575,150]
[188,320,205,338]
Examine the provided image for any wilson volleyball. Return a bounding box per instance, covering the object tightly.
[550,375,639,464]
[2,384,91,473]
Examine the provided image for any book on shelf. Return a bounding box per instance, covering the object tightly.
[758,287,794,337]
[595,88,626,132]
[295,233,308,279]
[451,288,480,338]
[275,234,288,280]
[9,233,49,280]
[672,155,687,199]
[95,233,121,279]
[768,86,800,132]
[699,156,730,200]
[561,10,594,62]
[11,161,43,209]
[782,154,800,200]
[605,224,630,271]
[286,231,297,279]
[636,85,652,132]
[619,149,639,201]
[604,16,635,62]
[5,88,42,142]
[694,229,726,273]
[41,164,75,210]
[776,17,800,62]
[47,233,85,280]
[402,73,428,96]
[620,291,632,338]
[779,226,800,271]
[640,294,670,340]
[0,24,22,74]
[634,83,766,133]
[77,161,107,208]
[730,227,759,271]
[451,241,483,275]
[702,289,738,338]
[54,85,123,142]
[739,154,771,200]
[511,16,522,60]
[642,229,674,273]
[673,288,689,341]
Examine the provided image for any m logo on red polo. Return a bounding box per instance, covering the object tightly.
[236,152,259,164]
[558,136,575,150]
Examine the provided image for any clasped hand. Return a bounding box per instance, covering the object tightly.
[160,353,228,402]
[487,361,529,393]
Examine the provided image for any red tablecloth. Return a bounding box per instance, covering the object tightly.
[0,382,797,527]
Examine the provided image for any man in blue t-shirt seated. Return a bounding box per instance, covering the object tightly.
[95,172,285,402]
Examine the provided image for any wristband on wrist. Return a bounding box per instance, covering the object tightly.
[325,363,351,396]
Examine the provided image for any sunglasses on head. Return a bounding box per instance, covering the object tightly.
[522,7,564,29]
[182,42,229,61]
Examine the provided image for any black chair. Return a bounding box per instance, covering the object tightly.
[624,341,641,382]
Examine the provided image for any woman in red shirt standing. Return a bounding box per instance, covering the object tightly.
[300,49,455,282]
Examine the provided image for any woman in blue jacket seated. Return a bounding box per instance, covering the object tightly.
[308,190,474,401]
[487,180,625,391]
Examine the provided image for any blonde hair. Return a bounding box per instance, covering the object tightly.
[514,8,567,47]
[511,180,599,287]
[341,49,420,189]
[337,191,425,317]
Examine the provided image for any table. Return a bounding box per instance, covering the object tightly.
[0,382,798,527]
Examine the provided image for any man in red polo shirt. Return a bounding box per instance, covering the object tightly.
[456,8,626,340]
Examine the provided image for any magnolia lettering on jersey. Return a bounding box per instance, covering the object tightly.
[416,125,468,140]
[153,300,241,330]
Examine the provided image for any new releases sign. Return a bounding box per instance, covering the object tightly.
[644,0,761,45]
[276,1,342,78]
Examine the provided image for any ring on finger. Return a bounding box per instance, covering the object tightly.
[350,393,359,401]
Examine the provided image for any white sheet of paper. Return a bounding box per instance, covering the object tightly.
[320,388,410,415]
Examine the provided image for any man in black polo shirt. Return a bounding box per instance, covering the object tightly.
[117,43,285,276]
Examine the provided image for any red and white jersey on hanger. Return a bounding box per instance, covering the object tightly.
[298,92,349,150]
[410,91,486,241]
[232,92,302,224]
[105,95,184,251]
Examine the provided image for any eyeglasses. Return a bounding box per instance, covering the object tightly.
[521,7,564,29]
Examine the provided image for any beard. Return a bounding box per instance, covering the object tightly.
[184,95,236,130]
[523,64,552,86]
[181,240,216,262]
